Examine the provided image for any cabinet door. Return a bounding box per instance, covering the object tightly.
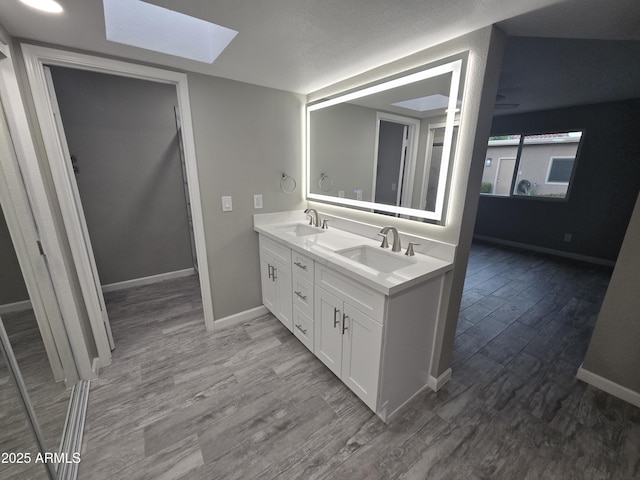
[341,304,383,410]
[314,287,343,377]
[273,259,292,332]
[260,253,277,314]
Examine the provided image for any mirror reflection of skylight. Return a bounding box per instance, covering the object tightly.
[103,0,238,64]
[392,94,458,112]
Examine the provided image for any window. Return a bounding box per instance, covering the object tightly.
[547,157,574,184]
[481,131,583,200]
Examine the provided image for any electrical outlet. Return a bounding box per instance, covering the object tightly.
[564,233,572,242]
[355,189,363,200]
[338,190,345,198]
[253,194,263,209]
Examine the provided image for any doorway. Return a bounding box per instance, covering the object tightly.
[494,157,516,196]
[372,112,420,211]
[21,45,215,371]
[44,64,204,353]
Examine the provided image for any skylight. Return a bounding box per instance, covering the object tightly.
[103,0,237,64]
[392,94,457,112]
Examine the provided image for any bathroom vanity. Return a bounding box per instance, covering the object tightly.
[254,211,454,422]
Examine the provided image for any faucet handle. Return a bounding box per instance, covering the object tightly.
[377,232,389,249]
[405,242,420,256]
[322,219,329,230]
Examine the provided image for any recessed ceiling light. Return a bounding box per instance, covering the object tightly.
[103,0,237,64]
[19,0,63,13]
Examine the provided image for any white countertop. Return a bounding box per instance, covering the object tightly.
[254,213,453,296]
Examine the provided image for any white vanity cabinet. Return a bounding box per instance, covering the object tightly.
[315,286,382,410]
[291,251,315,350]
[256,227,449,423]
[259,236,293,331]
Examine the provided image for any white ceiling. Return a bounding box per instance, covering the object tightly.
[0,0,638,112]
[0,0,580,93]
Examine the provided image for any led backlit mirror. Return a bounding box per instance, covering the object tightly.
[307,56,466,223]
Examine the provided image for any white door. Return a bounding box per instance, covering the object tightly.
[273,259,292,332]
[495,158,516,196]
[260,253,278,314]
[314,288,343,377]
[341,304,382,410]
[43,67,114,351]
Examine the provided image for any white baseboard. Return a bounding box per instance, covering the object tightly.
[0,299,32,314]
[213,305,269,331]
[427,367,452,392]
[576,365,640,409]
[101,268,195,293]
[473,235,615,267]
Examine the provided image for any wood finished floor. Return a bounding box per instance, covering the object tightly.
[0,309,72,480]
[78,244,640,480]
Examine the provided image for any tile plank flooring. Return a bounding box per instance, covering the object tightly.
[79,243,640,479]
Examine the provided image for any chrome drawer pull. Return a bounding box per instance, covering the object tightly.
[342,314,349,334]
[295,324,307,335]
[333,307,340,328]
[294,261,308,270]
[295,291,307,301]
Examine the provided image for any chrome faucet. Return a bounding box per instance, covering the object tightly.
[378,226,402,252]
[304,208,320,227]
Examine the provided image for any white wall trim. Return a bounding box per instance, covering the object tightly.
[0,300,33,314]
[427,367,452,391]
[214,306,269,331]
[20,45,216,353]
[0,42,86,381]
[473,234,616,267]
[576,365,640,409]
[102,268,195,293]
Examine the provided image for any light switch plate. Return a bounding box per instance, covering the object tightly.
[221,196,232,212]
[253,194,263,209]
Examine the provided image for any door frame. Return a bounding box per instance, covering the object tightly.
[0,42,89,381]
[21,45,216,366]
[371,112,420,209]
[419,121,460,212]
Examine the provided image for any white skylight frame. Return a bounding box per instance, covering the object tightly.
[306,59,462,222]
[103,0,237,64]
[392,94,452,112]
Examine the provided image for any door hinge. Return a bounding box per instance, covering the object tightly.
[37,240,45,256]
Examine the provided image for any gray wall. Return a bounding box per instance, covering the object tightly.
[475,99,640,262]
[0,204,29,305]
[309,103,376,201]
[582,191,640,394]
[49,67,193,285]
[186,73,305,319]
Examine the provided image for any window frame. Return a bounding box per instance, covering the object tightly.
[482,130,585,202]
[545,156,575,185]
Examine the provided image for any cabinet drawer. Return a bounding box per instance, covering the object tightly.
[291,250,314,282]
[315,264,385,324]
[259,235,291,267]
[292,274,314,318]
[293,306,314,352]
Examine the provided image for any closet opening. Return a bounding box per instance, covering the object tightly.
[45,65,204,358]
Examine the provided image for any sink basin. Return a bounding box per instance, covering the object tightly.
[277,223,325,237]
[337,245,415,273]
